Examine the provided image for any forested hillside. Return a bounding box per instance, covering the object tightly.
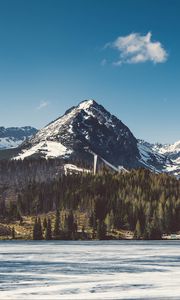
[0,162,179,240]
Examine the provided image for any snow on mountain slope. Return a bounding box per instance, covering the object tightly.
[28,99,130,144]
[137,140,171,172]
[30,100,95,143]
[14,141,72,160]
[0,137,22,149]
[15,99,139,169]
[138,140,180,177]
[12,99,179,177]
[0,126,37,149]
[153,140,180,155]
[152,141,180,177]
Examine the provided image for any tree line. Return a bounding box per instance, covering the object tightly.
[1,166,179,239]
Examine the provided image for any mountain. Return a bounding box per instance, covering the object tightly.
[14,99,140,168]
[0,126,38,149]
[152,141,180,177]
[137,140,180,177]
[9,99,180,177]
[137,140,170,172]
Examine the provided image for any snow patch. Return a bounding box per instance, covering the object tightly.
[32,100,95,143]
[64,164,90,175]
[78,99,94,111]
[138,140,180,177]
[14,141,72,160]
[155,140,180,154]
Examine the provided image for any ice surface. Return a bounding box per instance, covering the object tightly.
[0,240,180,299]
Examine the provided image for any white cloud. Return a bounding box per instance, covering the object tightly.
[108,32,168,65]
[101,58,107,66]
[37,100,50,110]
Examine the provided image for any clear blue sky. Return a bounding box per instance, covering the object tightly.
[0,0,179,143]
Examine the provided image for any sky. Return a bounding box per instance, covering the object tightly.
[0,0,179,144]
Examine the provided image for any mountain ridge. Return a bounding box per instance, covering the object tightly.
[0,126,38,149]
[14,99,140,169]
[0,99,179,177]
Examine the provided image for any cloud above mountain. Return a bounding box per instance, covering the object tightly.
[37,101,50,110]
[107,32,168,65]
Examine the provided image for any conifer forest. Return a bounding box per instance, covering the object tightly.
[0,159,179,240]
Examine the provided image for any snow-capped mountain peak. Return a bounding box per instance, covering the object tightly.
[14,99,139,166]
[30,99,98,143]
[78,99,95,110]
[10,99,180,177]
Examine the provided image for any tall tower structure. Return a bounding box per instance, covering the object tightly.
[93,154,98,175]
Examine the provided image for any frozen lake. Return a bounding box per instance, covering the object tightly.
[0,240,180,299]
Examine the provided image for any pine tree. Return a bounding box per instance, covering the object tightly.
[37,217,43,240]
[96,220,107,240]
[89,212,96,239]
[149,214,162,240]
[53,210,61,239]
[12,227,15,239]
[63,211,76,239]
[105,210,114,233]
[33,217,43,240]
[67,211,74,233]
[45,218,52,240]
[43,217,47,230]
[134,220,141,239]
[33,217,38,240]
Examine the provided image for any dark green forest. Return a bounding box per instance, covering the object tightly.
[1,160,179,239]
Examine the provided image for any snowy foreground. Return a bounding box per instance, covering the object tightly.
[0,241,180,299]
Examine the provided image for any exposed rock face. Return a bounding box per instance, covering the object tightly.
[15,100,140,168]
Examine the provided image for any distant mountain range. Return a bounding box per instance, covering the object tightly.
[0,126,38,149]
[137,140,180,177]
[0,100,179,177]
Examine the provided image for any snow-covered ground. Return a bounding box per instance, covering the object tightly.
[14,141,73,160]
[0,240,180,299]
